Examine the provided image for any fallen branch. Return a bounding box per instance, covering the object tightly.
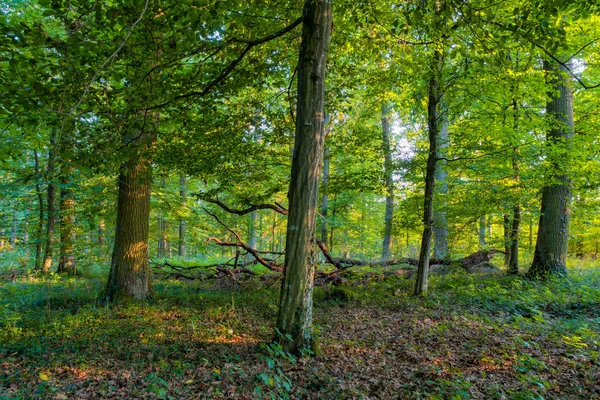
[203,207,283,272]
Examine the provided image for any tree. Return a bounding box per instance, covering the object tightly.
[381,102,394,260]
[414,49,443,296]
[528,61,574,278]
[276,0,333,353]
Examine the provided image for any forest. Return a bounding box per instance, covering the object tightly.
[1,0,600,398]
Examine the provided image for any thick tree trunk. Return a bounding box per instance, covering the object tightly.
[433,117,449,259]
[381,102,394,260]
[57,174,76,275]
[529,61,574,278]
[414,50,442,296]
[320,147,329,244]
[41,130,58,272]
[276,0,332,354]
[104,126,154,302]
[178,173,187,258]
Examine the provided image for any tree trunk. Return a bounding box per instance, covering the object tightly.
[178,173,187,258]
[57,174,76,275]
[249,210,258,249]
[503,214,511,267]
[320,147,329,244]
[9,207,17,249]
[104,125,155,302]
[529,61,573,278]
[276,0,332,354]
[98,219,105,246]
[507,98,521,275]
[414,50,442,297]
[478,215,486,249]
[381,102,394,260]
[33,150,45,270]
[41,130,58,272]
[433,117,449,259]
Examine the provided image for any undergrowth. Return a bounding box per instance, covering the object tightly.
[1,259,599,398]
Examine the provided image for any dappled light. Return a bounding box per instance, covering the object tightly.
[1,0,600,397]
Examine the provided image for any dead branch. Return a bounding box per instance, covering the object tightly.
[199,197,288,215]
[203,207,283,272]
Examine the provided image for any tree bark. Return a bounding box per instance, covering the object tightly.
[503,214,510,267]
[381,102,394,260]
[9,206,17,249]
[414,50,442,296]
[57,174,76,275]
[528,61,574,278]
[249,210,258,250]
[276,0,332,354]
[33,150,45,270]
[41,129,58,272]
[320,147,329,244]
[104,124,155,302]
[433,117,449,259]
[478,215,486,250]
[178,173,187,258]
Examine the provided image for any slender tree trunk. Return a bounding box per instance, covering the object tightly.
[478,215,486,249]
[529,61,574,278]
[381,102,394,260]
[433,117,449,259]
[508,98,521,275]
[276,0,332,354]
[329,193,337,250]
[249,210,258,249]
[320,147,329,244]
[271,212,278,253]
[529,216,533,254]
[178,173,187,257]
[503,214,511,267]
[34,150,45,270]
[9,207,17,249]
[104,124,155,302]
[57,174,76,275]
[414,50,442,297]
[98,219,105,246]
[42,130,58,272]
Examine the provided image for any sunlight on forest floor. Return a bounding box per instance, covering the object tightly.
[1,261,599,399]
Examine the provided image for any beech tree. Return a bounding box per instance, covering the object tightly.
[528,61,574,278]
[276,0,332,353]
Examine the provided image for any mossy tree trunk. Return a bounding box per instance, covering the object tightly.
[528,61,573,278]
[276,0,332,354]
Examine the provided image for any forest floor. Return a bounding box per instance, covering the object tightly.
[0,261,599,399]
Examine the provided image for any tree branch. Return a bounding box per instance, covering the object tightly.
[199,196,288,215]
[144,16,303,110]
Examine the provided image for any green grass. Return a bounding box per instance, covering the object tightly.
[1,259,599,399]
